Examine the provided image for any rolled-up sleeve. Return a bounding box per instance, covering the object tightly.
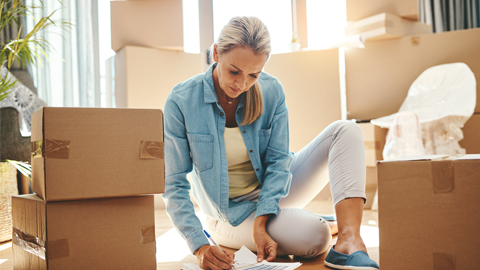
[162,93,210,254]
[255,80,294,219]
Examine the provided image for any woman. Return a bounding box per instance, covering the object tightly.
[163,16,380,270]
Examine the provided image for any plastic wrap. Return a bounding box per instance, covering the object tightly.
[422,115,467,155]
[383,112,426,160]
[372,63,476,155]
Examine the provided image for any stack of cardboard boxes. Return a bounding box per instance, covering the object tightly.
[12,107,164,269]
[345,0,431,41]
[346,1,480,268]
[110,0,204,110]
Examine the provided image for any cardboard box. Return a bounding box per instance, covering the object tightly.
[377,155,480,269]
[364,166,378,209]
[111,0,183,52]
[264,49,342,153]
[460,113,480,154]
[347,0,419,22]
[31,107,165,201]
[345,13,431,41]
[358,123,388,167]
[346,28,480,120]
[12,194,156,270]
[115,46,204,110]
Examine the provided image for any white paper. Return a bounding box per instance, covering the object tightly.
[183,246,302,270]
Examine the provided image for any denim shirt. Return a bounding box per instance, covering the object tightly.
[163,63,294,254]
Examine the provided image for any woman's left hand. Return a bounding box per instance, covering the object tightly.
[252,215,278,262]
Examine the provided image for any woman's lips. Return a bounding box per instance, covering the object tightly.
[230,87,241,93]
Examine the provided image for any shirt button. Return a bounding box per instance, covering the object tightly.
[249,150,253,153]
[220,112,224,116]
[256,168,259,171]
[243,130,246,134]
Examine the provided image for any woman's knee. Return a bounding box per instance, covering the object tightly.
[267,208,332,258]
[330,120,362,140]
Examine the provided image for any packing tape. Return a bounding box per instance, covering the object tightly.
[31,139,70,159]
[364,141,380,150]
[12,227,70,260]
[433,252,456,270]
[141,226,156,244]
[431,161,455,194]
[46,239,69,260]
[140,141,164,159]
[12,227,46,260]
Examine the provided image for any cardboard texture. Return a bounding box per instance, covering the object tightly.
[31,107,165,201]
[358,123,388,167]
[347,0,419,21]
[345,13,431,41]
[364,167,378,209]
[110,0,183,52]
[346,28,480,120]
[377,155,480,270]
[115,46,204,110]
[12,194,156,270]
[264,49,342,153]
[460,113,480,154]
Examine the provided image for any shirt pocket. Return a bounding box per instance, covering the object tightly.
[187,133,214,172]
[258,128,272,158]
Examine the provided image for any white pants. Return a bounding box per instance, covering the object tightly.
[206,120,367,258]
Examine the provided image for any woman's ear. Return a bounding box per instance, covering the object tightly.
[213,44,219,63]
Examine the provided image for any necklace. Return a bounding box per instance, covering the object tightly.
[217,90,236,105]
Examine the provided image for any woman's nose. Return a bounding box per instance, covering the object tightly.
[236,76,247,90]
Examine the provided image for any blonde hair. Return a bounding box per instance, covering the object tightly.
[210,16,271,125]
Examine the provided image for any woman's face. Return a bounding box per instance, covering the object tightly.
[213,45,269,98]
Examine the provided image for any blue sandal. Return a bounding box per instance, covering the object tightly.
[324,245,379,270]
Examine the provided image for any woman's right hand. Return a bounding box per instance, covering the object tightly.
[194,245,235,270]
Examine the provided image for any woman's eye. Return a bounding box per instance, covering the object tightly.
[230,71,239,75]
[250,75,258,79]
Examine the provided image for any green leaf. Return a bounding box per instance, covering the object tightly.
[4,159,32,181]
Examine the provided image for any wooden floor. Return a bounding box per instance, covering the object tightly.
[0,199,379,269]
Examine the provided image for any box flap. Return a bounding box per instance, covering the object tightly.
[455,154,480,160]
[378,155,450,163]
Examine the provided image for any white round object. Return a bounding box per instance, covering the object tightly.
[371,63,476,128]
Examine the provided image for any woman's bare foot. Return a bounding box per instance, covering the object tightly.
[327,221,338,236]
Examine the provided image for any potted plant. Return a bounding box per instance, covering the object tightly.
[290,32,301,52]
[0,0,69,243]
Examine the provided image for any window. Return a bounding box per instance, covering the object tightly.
[306,0,347,49]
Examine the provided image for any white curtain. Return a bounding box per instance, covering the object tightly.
[24,0,100,107]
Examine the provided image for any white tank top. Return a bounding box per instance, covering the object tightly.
[224,127,260,198]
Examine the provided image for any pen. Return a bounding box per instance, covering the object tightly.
[203,230,236,270]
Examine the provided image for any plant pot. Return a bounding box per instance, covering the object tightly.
[0,107,31,162]
[0,162,19,242]
[290,42,301,52]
